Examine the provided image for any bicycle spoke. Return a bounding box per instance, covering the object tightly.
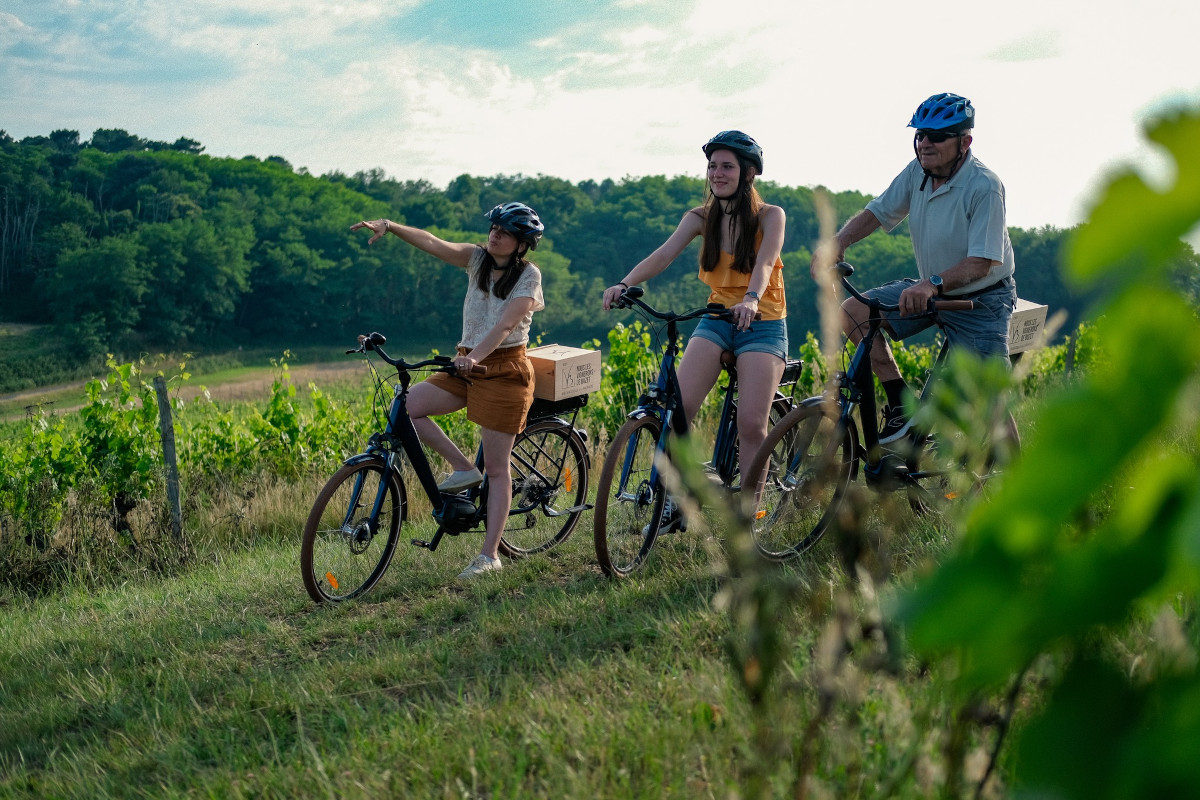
[594,416,664,577]
[500,421,589,558]
[301,460,407,602]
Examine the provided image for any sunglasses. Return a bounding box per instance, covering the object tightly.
[915,130,961,144]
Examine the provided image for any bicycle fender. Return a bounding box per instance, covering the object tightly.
[342,452,388,469]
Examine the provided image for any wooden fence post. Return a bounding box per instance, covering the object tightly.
[153,376,184,543]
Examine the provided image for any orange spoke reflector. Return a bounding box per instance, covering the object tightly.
[944,492,960,501]
[565,467,573,492]
[325,572,340,590]
[755,510,767,520]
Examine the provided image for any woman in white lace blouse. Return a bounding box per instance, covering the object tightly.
[351,203,545,580]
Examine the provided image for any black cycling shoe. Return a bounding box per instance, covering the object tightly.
[879,404,914,444]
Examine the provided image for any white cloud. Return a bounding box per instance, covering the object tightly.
[2,0,1199,243]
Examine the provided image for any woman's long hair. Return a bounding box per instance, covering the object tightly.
[474,243,531,299]
[699,157,764,274]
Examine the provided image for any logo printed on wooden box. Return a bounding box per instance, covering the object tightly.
[527,344,601,401]
[1007,298,1049,354]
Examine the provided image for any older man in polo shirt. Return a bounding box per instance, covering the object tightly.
[816,92,1016,443]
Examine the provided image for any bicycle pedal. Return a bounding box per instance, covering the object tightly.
[411,538,433,549]
[864,453,909,490]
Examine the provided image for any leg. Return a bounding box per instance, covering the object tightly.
[841,296,903,383]
[734,351,787,483]
[406,381,474,471]
[675,337,724,423]
[479,426,518,560]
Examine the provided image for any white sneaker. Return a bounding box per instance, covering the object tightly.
[438,467,484,493]
[457,553,502,580]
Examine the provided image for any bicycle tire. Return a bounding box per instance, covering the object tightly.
[301,459,406,603]
[500,419,590,558]
[744,399,855,561]
[594,415,666,577]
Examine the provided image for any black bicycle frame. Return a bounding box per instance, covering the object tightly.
[708,368,741,481]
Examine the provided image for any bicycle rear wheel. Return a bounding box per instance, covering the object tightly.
[501,420,590,558]
[745,400,855,561]
[594,415,666,577]
[301,459,406,602]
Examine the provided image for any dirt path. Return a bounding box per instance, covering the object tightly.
[0,361,367,422]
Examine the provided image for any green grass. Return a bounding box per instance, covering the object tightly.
[0,352,1058,798]
[0,484,995,799]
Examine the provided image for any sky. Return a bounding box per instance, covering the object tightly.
[2,0,1199,239]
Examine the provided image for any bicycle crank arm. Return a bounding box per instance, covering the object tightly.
[539,503,594,517]
[411,528,447,551]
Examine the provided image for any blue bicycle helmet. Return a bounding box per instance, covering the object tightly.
[702,130,764,175]
[485,202,544,250]
[909,93,975,133]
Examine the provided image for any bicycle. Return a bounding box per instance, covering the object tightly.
[745,261,994,561]
[593,287,802,577]
[301,332,591,602]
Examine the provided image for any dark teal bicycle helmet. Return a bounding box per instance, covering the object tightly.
[485,202,544,250]
[702,130,764,175]
[909,93,975,132]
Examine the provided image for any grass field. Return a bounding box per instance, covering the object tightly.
[3,334,1180,799]
[0,482,987,799]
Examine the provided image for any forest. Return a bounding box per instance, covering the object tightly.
[2,127,1197,392]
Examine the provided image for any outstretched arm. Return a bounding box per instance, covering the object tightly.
[351,219,477,268]
[602,209,705,310]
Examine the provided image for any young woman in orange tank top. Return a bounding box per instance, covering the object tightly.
[601,131,788,531]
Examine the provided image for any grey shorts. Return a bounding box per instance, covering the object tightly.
[691,317,788,361]
[865,277,1016,358]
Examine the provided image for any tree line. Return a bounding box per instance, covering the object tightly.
[3,127,1193,367]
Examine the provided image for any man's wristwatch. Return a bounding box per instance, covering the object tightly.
[928,274,944,296]
[744,290,759,301]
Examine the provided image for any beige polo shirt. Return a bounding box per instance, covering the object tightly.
[866,152,1015,296]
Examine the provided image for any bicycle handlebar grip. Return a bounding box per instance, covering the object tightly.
[933,299,975,312]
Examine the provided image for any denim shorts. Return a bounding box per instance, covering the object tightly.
[865,278,1015,358]
[690,317,788,361]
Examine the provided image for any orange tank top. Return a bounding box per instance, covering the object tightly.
[696,230,786,320]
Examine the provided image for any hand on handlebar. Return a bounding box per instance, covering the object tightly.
[729,298,760,330]
[897,280,937,317]
[602,283,629,311]
[453,353,480,374]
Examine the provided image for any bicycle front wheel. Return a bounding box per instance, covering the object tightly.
[594,415,665,577]
[745,400,855,561]
[301,459,406,603]
[501,420,590,558]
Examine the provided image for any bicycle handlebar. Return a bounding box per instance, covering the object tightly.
[835,261,973,316]
[348,333,487,376]
[614,286,760,323]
